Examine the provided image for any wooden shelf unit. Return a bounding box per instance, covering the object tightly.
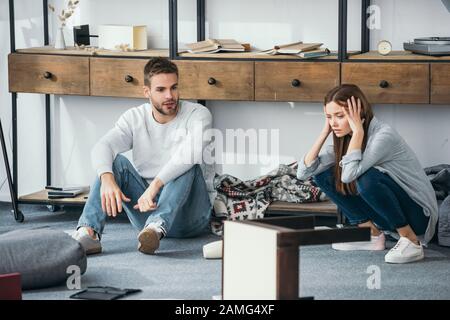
[177,51,339,60]
[347,50,450,61]
[16,46,170,58]
[268,200,337,215]
[19,189,89,206]
[16,46,339,60]
[8,48,342,102]
[7,47,450,206]
[5,0,450,219]
[17,191,339,218]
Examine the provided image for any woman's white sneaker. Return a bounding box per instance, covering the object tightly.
[384,237,424,264]
[332,232,385,251]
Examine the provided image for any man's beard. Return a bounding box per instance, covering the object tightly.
[153,99,179,116]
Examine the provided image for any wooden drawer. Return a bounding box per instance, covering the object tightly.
[175,61,254,101]
[341,63,429,104]
[90,58,147,98]
[8,53,89,95]
[255,62,340,102]
[431,63,450,104]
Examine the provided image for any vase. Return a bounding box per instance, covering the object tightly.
[54,27,66,50]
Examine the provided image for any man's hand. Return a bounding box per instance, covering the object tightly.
[100,173,131,217]
[134,178,164,213]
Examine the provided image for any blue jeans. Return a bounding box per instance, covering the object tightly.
[313,166,429,235]
[77,155,212,239]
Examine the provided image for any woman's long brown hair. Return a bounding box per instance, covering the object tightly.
[324,84,374,195]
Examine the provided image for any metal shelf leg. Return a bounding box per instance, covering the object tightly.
[0,117,24,222]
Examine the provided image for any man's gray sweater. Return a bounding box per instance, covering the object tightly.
[91,101,216,205]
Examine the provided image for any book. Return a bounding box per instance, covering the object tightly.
[298,48,331,58]
[45,185,88,192]
[48,194,81,199]
[46,186,89,198]
[185,39,247,54]
[260,41,323,55]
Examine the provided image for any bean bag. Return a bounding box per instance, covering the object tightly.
[0,228,87,290]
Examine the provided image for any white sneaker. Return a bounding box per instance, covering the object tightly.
[384,237,424,264]
[332,232,385,251]
[72,227,102,255]
[203,240,223,259]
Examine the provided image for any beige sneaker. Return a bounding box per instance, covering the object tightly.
[137,227,160,254]
[72,228,102,255]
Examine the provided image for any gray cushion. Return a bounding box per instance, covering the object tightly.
[439,196,450,247]
[0,228,87,290]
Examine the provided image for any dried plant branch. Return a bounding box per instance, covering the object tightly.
[49,0,80,28]
[115,43,133,52]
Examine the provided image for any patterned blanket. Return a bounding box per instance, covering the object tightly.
[211,162,327,235]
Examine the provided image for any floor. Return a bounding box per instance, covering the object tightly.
[1,202,450,300]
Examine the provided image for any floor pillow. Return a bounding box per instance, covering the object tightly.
[0,228,87,290]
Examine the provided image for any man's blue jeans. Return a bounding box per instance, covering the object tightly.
[313,166,429,235]
[77,155,212,239]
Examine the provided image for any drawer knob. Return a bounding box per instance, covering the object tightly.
[125,75,134,83]
[291,79,301,87]
[43,71,52,79]
[379,80,389,88]
[208,77,216,85]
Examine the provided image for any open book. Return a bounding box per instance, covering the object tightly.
[186,39,247,54]
[260,41,326,56]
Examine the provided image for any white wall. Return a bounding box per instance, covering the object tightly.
[1,0,450,201]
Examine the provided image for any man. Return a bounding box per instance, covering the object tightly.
[72,57,215,255]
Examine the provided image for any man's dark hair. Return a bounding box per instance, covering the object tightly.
[144,57,178,87]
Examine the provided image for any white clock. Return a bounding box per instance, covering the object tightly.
[377,40,392,55]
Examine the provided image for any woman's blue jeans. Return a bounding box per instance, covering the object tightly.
[77,155,212,239]
[313,166,429,235]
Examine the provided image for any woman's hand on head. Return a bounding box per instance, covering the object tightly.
[343,96,364,135]
[321,107,332,136]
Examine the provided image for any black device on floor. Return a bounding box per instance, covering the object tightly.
[70,286,141,300]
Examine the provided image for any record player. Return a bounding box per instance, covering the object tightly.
[404,37,450,56]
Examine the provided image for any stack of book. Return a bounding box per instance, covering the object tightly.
[185,39,250,54]
[45,186,90,199]
[259,41,331,58]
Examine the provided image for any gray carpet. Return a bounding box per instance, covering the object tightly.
[1,202,450,300]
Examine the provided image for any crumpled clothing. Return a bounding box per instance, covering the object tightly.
[211,162,327,236]
[425,164,450,200]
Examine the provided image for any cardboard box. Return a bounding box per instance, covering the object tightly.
[98,25,147,51]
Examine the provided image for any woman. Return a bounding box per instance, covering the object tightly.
[297,84,438,264]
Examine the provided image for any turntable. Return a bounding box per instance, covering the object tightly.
[404,37,450,56]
